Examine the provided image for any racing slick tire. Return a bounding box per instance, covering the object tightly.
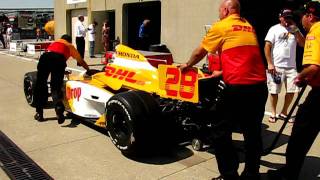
[106,90,162,156]
[23,71,38,107]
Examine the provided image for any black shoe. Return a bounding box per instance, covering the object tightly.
[34,113,45,122]
[90,56,96,58]
[212,176,225,180]
[240,174,260,180]
[57,113,65,124]
[267,169,286,180]
[212,175,239,180]
[240,171,261,180]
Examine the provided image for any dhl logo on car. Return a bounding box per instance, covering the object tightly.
[105,66,146,85]
[105,66,137,83]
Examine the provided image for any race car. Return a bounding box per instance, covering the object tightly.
[23,44,225,155]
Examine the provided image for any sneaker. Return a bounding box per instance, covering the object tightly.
[57,113,65,124]
[34,112,45,122]
[90,56,96,58]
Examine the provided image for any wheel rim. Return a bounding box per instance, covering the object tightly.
[192,139,202,151]
[111,112,130,141]
[24,78,33,103]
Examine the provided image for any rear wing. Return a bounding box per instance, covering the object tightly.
[158,65,199,103]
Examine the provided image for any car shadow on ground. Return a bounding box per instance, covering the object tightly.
[60,116,194,165]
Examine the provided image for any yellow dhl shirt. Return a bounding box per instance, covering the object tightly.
[303,22,320,66]
[201,14,266,85]
[303,22,320,87]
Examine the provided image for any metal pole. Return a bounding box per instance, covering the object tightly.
[262,85,307,156]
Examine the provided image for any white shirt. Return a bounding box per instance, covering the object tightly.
[6,27,12,36]
[265,24,297,68]
[88,24,95,42]
[75,20,86,38]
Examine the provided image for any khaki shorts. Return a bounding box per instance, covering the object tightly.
[267,67,299,94]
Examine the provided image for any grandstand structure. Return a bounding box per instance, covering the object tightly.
[0,8,53,39]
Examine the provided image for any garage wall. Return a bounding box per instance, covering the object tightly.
[161,0,219,64]
[54,0,219,63]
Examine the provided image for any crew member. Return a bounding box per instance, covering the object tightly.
[75,15,86,61]
[268,2,320,180]
[34,34,90,124]
[180,0,267,179]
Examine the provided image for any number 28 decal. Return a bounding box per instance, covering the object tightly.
[159,65,198,103]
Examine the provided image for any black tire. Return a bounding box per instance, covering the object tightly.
[106,90,161,156]
[23,71,37,107]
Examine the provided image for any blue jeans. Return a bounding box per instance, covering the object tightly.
[89,41,95,57]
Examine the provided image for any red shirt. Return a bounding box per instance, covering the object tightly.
[47,39,82,61]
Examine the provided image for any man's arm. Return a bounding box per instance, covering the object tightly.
[70,45,90,71]
[296,64,320,83]
[179,45,207,70]
[293,29,305,47]
[264,41,276,75]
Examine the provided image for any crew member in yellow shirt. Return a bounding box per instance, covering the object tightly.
[268,2,320,180]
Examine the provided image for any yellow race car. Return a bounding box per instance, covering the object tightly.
[24,44,225,155]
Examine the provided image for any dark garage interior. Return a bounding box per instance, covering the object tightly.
[240,0,310,71]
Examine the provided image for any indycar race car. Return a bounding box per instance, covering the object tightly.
[23,44,225,155]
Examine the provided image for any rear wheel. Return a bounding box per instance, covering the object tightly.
[106,90,162,156]
[23,71,37,107]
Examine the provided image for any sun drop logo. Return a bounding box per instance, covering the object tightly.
[66,87,82,101]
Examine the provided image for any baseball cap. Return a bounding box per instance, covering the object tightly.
[279,8,294,18]
[303,1,320,18]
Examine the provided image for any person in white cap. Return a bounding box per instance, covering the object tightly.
[264,8,305,123]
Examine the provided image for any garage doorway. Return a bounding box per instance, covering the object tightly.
[68,9,88,48]
[239,0,307,70]
[123,1,161,49]
[92,10,115,53]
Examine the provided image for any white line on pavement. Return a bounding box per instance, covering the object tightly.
[0,51,83,72]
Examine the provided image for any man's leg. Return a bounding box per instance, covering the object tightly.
[269,93,278,119]
[211,87,241,180]
[76,37,85,66]
[0,35,5,48]
[211,120,240,180]
[50,56,67,124]
[285,90,320,179]
[280,92,294,116]
[89,41,94,57]
[240,84,268,180]
[268,89,320,180]
[34,54,50,121]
